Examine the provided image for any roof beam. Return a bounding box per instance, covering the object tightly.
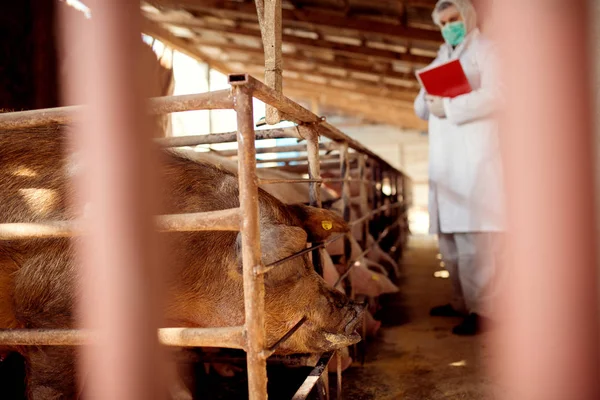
[242,64,418,102]
[147,0,443,44]
[146,14,435,65]
[243,65,418,103]
[172,35,417,82]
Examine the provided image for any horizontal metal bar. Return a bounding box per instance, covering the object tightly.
[0,91,234,130]
[158,326,245,349]
[0,208,241,240]
[156,208,241,232]
[0,221,81,240]
[0,326,245,349]
[256,153,343,164]
[173,352,322,367]
[229,74,320,124]
[259,233,346,274]
[155,127,302,148]
[291,352,334,400]
[259,178,323,185]
[258,177,373,185]
[218,143,336,157]
[348,202,404,227]
[148,90,234,114]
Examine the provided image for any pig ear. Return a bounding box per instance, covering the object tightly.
[236,224,308,270]
[288,204,349,242]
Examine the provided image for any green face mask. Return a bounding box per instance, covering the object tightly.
[441,21,466,46]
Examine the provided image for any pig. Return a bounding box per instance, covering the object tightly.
[0,125,365,399]
[175,149,337,205]
[326,197,401,279]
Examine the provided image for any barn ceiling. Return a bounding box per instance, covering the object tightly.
[141,0,442,130]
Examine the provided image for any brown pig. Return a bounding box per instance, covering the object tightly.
[0,126,364,399]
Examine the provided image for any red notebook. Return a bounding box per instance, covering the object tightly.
[416,59,472,98]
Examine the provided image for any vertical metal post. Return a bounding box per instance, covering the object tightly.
[358,155,369,250]
[336,351,342,400]
[303,125,323,275]
[339,142,352,284]
[234,86,268,400]
[491,1,600,399]
[61,1,164,399]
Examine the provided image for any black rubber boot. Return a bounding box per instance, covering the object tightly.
[429,303,463,317]
[452,313,481,336]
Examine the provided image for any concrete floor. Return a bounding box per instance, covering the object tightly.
[338,235,494,400]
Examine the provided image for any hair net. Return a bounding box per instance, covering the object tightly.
[432,0,478,34]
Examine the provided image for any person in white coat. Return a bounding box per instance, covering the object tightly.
[414,0,504,335]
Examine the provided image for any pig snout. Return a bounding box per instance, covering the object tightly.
[342,300,366,335]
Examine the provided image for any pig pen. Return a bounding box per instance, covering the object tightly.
[0,73,411,400]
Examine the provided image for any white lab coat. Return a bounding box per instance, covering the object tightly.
[414,28,505,234]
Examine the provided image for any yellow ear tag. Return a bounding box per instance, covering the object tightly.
[371,274,380,281]
[321,220,333,230]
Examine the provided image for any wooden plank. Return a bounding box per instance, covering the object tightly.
[242,64,419,102]
[263,0,283,124]
[146,14,435,64]
[148,0,443,43]
[181,36,417,81]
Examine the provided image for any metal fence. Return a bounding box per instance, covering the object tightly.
[0,69,410,399]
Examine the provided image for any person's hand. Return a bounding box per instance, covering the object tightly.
[426,95,446,118]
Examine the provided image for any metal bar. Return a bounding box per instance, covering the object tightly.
[0,220,80,240]
[273,160,358,174]
[218,142,335,157]
[0,326,245,349]
[255,153,342,164]
[303,125,324,276]
[258,177,372,185]
[0,209,242,240]
[229,74,320,124]
[260,233,346,274]
[147,90,234,113]
[157,326,245,348]
[155,127,301,147]
[0,90,234,130]
[155,209,241,232]
[263,316,307,357]
[339,142,352,269]
[292,352,334,400]
[491,1,600,399]
[233,85,267,400]
[333,218,404,288]
[358,155,369,250]
[336,351,342,400]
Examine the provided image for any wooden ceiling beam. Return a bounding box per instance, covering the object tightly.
[175,35,416,82]
[146,14,435,65]
[147,0,443,44]
[288,90,428,130]
[240,63,418,102]
[242,64,418,104]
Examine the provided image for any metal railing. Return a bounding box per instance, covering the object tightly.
[0,73,411,400]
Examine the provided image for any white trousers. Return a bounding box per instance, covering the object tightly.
[438,232,503,318]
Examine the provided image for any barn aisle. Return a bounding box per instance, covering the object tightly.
[338,236,494,400]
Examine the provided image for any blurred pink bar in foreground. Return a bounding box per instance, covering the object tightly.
[59,1,166,399]
[490,1,600,399]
